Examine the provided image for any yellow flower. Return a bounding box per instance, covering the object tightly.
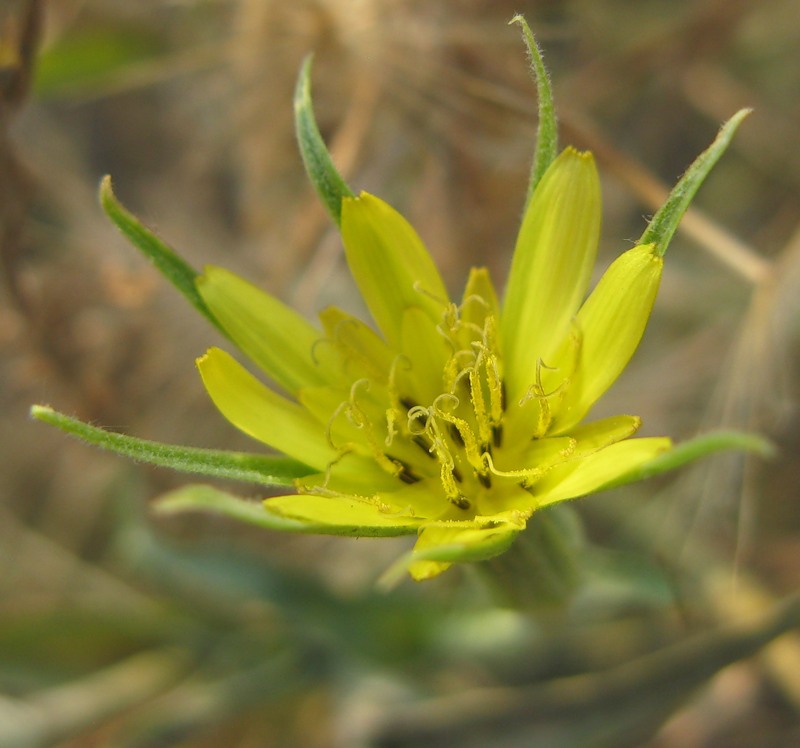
[194,146,669,580]
[32,19,766,584]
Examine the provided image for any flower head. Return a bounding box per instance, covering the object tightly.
[195,145,672,580]
[32,19,765,585]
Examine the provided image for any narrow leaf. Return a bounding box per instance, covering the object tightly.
[639,109,751,256]
[154,484,315,531]
[99,176,223,333]
[31,405,313,486]
[510,14,558,202]
[600,430,774,491]
[294,55,354,225]
[155,484,418,537]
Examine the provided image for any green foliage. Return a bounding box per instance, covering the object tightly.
[34,27,164,97]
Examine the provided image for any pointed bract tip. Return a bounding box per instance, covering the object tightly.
[641,108,751,256]
[30,403,53,420]
[99,174,114,208]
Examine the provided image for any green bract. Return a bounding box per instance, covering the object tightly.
[33,19,767,582]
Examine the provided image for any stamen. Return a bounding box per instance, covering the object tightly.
[519,359,567,438]
[431,395,483,469]
[299,448,353,493]
[407,405,431,435]
[434,301,462,343]
[330,378,403,478]
[460,293,489,312]
[412,280,450,308]
[468,365,492,446]
[483,452,550,481]
[450,495,471,510]
[486,357,504,424]
[345,378,371,427]
[390,457,422,484]
[439,459,461,501]
[412,434,436,457]
[399,396,418,411]
[457,294,490,339]
[384,407,398,447]
[477,471,492,489]
[449,422,465,447]
[324,400,350,449]
[387,354,412,413]
[492,424,504,448]
[310,336,340,369]
[443,349,474,394]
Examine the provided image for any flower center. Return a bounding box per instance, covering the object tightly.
[304,291,561,518]
[370,294,517,516]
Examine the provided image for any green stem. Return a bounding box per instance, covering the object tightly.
[31,405,313,486]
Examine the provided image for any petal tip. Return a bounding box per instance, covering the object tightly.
[562,146,595,164]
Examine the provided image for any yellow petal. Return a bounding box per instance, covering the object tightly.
[566,414,642,455]
[319,306,394,382]
[496,417,642,504]
[461,266,500,332]
[299,384,386,456]
[408,520,521,580]
[400,307,451,405]
[341,192,450,347]
[263,493,423,536]
[296,453,403,495]
[550,244,663,433]
[377,480,451,518]
[502,149,601,402]
[530,436,672,507]
[197,347,336,470]
[197,266,326,394]
[491,435,576,477]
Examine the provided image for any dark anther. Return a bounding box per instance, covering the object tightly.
[399,468,421,484]
[451,465,463,483]
[478,471,492,489]
[450,495,471,510]
[400,396,418,411]
[412,435,436,458]
[388,455,422,484]
[449,423,465,447]
[500,380,507,411]
[492,424,503,448]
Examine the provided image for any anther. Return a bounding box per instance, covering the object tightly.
[399,468,421,484]
[449,423,465,447]
[477,471,492,489]
[387,455,422,485]
[412,434,436,458]
[451,465,463,484]
[400,396,418,411]
[450,495,471,510]
[492,424,503,448]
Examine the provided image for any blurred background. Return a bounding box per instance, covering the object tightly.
[1,0,799,745]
